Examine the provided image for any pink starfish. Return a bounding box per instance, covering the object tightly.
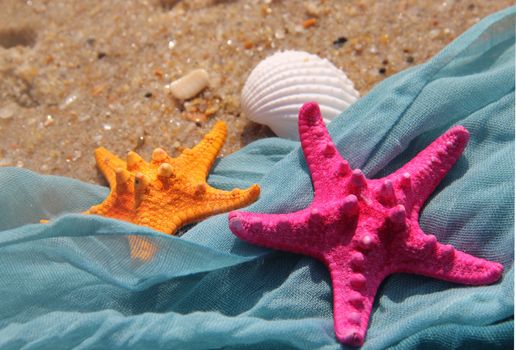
[228,102,504,346]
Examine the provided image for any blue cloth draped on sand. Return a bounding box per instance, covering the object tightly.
[0,8,514,350]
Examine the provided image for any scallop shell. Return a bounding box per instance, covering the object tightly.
[241,50,359,139]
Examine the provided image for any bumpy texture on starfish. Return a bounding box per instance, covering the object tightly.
[88,121,260,235]
[228,102,503,346]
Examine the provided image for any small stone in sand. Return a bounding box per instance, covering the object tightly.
[169,69,209,100]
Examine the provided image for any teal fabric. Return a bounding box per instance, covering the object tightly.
[0,7,514,349]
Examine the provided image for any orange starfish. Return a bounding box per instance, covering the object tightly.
[87,121,260,235]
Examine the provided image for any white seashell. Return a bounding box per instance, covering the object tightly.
[241,50,359,140]
[170,69,209,100]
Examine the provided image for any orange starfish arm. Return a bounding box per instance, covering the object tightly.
[132,183,260,234]
[173,121,227,183]
[201,183,261,217]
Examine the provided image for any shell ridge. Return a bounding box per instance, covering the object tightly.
[244,62,340,100]
[254,93,353,115]
[244,55,342,96]
[246,75,356,112]
[250,84,357,113]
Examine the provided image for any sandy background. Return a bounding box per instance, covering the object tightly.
[0,0,512,184]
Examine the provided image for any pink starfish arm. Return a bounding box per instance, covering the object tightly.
[229,210,322,258]
[323,248,385,347]
[324,231,504,347]
[229,195,360,259]
[386,126,470,212]
[298,103,351,201]
[398,228,504,285]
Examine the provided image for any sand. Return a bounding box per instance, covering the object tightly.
[0,0,512,183]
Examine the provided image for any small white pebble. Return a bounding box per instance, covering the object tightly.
[274,29,286,39]
[78,114,91,122]
[0,103,17,120]
[72,150,82,161]
[304,2,321,17]
[60,93,78,109]
[169,69,209,100]
[44,115,54,127]
[429,29,440,39]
